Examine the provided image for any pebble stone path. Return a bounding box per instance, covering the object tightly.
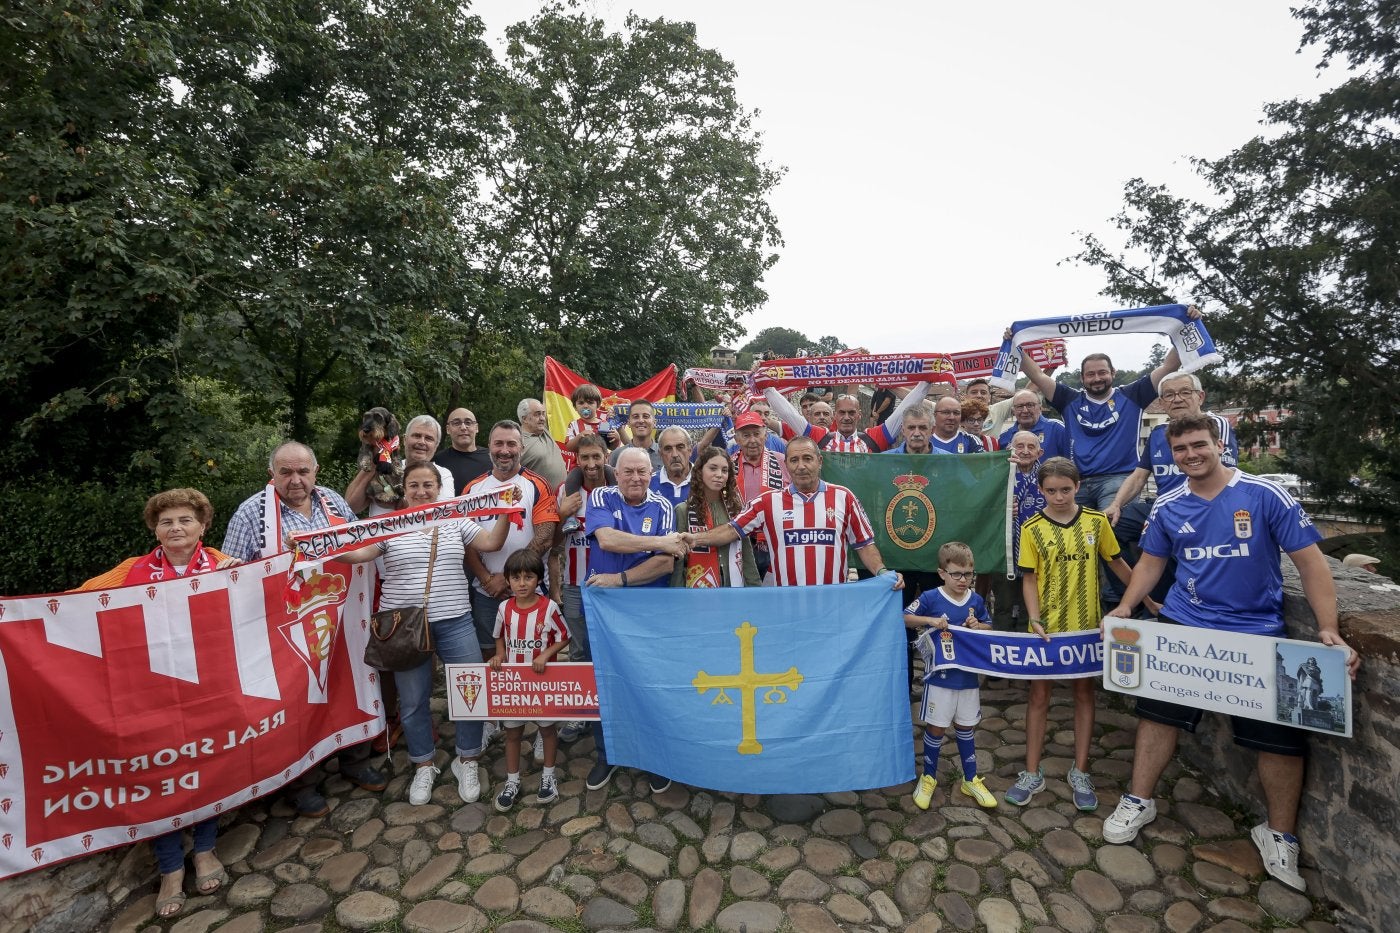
[101,685,1345,933]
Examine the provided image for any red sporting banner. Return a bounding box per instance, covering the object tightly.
[752,352,958,391]
[543,356,678,444]
[0,555,381,879]
[951,340,1067,379]
[444,663,600,721]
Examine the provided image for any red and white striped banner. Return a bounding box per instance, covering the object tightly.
[0,555,380,878]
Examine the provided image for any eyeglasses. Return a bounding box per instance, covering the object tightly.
[1012,403,1040,410]
[1159,390,1198,401]
[447,418,477,427]
[943,570,976,580]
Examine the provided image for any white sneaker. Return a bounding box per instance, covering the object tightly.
[408,765,439,806]
[1102,794,1157,844]
[532,731,545,764]
[481,720,500,745]
[451,758,483,804]
[1251,822,1306,892]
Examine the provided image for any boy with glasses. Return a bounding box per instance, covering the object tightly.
[904,542,998,810]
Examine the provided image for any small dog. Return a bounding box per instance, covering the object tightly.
[357,407,405,507]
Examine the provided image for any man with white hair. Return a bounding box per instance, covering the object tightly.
[651,426,693,511]
[518,398,567,489]
[583,446,686,793]
[345,414,455,515]
[1105,372,1238,528]
[996,390,1067,462]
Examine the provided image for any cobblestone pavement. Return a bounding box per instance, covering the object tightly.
[103,685,1344,933]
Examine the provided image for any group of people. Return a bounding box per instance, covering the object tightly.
[81,333,1362,915]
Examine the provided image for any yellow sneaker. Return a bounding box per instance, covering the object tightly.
[912,774,937,810]
[960,775,998,808]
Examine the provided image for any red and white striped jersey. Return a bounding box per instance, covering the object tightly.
[730,482,876,586]
[492,596,570,664]
[557,481,594,586]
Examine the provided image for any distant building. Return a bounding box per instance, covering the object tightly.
[1219,405,1291,457]
[710,346,737,367]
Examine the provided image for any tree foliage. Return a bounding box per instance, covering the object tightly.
[0,1,784,591]
[1071,0,1398,531]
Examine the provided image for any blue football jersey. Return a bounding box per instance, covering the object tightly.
[928,431,985,455]
[906,587,990,690]
[1137,414,1239,497]
[585,487,675,587]
[1051,374,1156,476]
[1141,471,1321,634]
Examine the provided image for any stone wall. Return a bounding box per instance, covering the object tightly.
[1175,559,1400,933]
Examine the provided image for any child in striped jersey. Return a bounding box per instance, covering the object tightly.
[489,549,571,812]
[1008,457,1136,812]
[904,542,998,811]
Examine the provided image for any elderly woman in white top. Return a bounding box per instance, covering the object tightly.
[340,461,509,805]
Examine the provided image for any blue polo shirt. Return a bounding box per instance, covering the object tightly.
[585,486,675,587]
[649,472,691,513]
[998,415,1069,462]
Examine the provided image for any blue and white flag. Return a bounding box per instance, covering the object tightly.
[920,626,1104,679]
[582,577,914,793]
[989,303,1222,391]
[608,401,727,431]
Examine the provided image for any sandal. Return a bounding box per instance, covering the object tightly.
[194,866,229,895]
[156,891,187,919]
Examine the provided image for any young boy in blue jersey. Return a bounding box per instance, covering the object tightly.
[904,542,998,810]
[1104,415,1360,893]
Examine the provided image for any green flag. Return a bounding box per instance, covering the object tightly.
[823,450,1013,574]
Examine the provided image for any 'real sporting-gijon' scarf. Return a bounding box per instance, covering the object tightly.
[989,304,1222,392]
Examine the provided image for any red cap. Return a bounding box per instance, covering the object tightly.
[735,412,765,430]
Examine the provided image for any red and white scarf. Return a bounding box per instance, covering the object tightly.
[288,489,524,571]
[123,542,217,583]
[681,501,746,588]
[256,483,350,559]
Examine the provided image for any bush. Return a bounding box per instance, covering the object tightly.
[0,463,357,595]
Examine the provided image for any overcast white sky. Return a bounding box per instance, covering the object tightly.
[471,0,1335,371]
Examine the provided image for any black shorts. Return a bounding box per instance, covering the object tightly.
[1133,614,1308,757]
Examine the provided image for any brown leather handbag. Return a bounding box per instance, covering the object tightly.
[364,529,437,671]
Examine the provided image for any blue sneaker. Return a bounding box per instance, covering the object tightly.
[1068,767,1098,811]
[1004,769,1045,806]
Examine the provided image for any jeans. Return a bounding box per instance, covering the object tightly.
[1078,472,1130,601]
[393,610,484,764]
[153,818,217,874]
[469,589,503,659]
[1076,471,1129,510]
[561,585,590,662]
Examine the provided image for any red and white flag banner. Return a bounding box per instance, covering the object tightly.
[0,555,381,879]
[752,352,958,392]
[289,492,525,572]
[951,340,1067,380]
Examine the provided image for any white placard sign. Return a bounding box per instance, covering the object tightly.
[1102,618,1352,738]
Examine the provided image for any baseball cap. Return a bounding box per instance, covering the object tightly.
[735,412,765,430]
[1342,553,1380,570]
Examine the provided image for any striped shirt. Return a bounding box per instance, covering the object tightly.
[377,522,481,623]
[557,480,598,587]
[731,482,876,586]
[1017,507,1121,633]
[492,597,570,664]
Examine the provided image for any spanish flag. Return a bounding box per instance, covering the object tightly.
[543,357,679,442]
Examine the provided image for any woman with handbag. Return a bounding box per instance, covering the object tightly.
[339,461,511,805]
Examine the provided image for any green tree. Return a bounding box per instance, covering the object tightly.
[741,326,809,358]
[812,335,849,356]
[466,8,784,392]
[1072,0,1398,531]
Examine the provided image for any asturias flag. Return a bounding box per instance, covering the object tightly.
[582,578,913,794]
[822,451,1014,574]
